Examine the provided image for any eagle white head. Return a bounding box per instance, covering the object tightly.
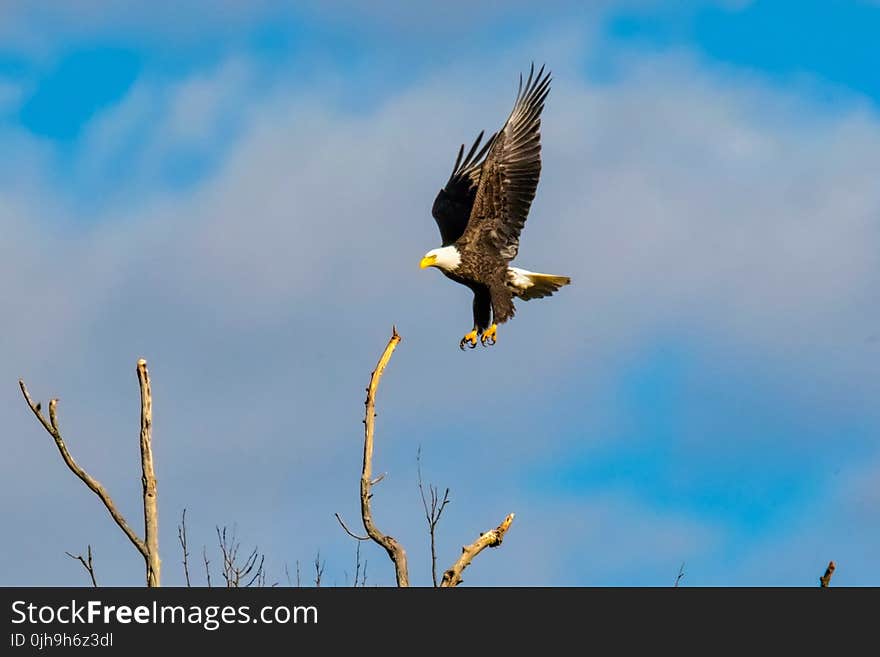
[420,246,461,273]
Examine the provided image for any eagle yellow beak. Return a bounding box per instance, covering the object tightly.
[420,254,437,269]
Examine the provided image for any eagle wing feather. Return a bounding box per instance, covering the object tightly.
[431,130,496,246]
[460,64,551,262]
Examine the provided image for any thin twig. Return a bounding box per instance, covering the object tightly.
[202,546,212,587]
[65,545,98,587]
[820,561,836,587]
[440,514,515,587]
[216,525,265,588]
[334,512,369,541]
[360,327,409,586]
[244,553,265,587]
[178,508,191,587]
[417,446,451,587]
[674,562,685,588]
[353,542,362,588]
[296,560,302,587]
[314,551,325,587]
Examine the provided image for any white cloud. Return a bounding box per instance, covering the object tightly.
[2,36,880,585]
[0,1,283,53]
[0,1,752,57]
[72,56,257,201]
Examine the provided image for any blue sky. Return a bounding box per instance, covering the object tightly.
[611,1,880,99]
[2,1,880,586]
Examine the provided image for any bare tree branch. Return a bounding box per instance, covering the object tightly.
[353,542,363,588]
[256,565,274,588]
[137,359,161,587]
[360,327,409,587]
[674,562,685,588]
[314,551,325,587]
[440,514,515,587]
[417,446,451,587]
[216,525,265,588]
[178,508,191,587]
[820,560,836,587]
[19,376,157,582]
[334,512,369,541]
[202,546,212,587]
[245,554,266,588]
[65,545,98,587]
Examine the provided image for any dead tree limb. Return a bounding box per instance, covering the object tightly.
[440,513,515,587]
[820,561,836,587]
[20,381,144,552]
[19,360,161,586]
[359,327,409,586]
[65,545,98,587]
[137,359,160,586]
[334,512,369,541]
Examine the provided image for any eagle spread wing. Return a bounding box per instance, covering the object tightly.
[431,130,495,246]
[461,64,551,261]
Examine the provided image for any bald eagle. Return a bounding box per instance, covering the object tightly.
[420,64,570,349]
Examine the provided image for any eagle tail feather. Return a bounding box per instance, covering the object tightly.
[507,267,571,300]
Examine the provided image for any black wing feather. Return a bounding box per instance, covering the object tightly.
[431,130,496,246]
[461,63,551,261]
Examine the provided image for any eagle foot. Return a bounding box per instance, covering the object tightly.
[480,324,497,347]
[459,329,479,350]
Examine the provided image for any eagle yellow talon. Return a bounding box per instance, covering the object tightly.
[459,329,479,350]
[481,324,497,346]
